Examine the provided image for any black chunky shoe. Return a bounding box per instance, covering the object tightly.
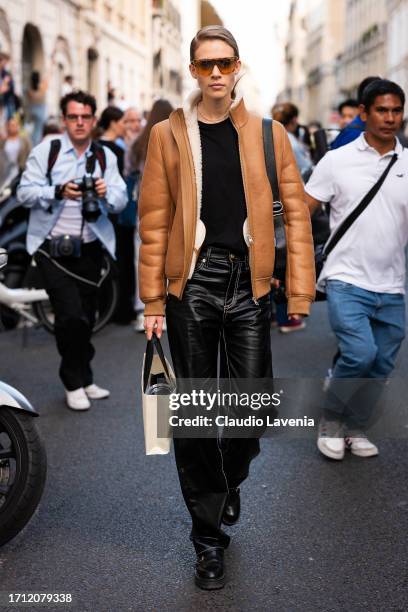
[194,548,225,590]
[222,487,241,526]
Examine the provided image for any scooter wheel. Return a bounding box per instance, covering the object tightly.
[0,408,47,546]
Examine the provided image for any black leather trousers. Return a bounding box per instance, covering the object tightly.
[166,246,272,553]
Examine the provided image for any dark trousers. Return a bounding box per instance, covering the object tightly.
[35,240,103,391]
[166,246,272,553]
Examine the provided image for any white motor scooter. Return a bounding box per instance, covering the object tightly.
[0,248,47,545]
[0,268,49,325]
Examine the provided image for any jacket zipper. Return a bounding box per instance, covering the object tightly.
[230,117,258,303]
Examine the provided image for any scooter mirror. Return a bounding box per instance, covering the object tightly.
[0,248,8,270]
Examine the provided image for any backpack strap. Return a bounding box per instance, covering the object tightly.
[87,141,106,176]
[46,139,62,185]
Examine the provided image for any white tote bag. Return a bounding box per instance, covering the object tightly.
[141,335,176,455]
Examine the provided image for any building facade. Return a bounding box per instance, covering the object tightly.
[387,0,408,95]
[79,0,153,112]
[279,0,346,125]
[305,0,345,125]
[278,0,308,115]
[180,0,200,97]
[337,0,387,99]
[151,0,183,107]
[0,0,153,117]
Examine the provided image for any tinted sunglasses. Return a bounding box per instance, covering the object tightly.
[191,56,238,76]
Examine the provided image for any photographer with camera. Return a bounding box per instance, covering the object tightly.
[17,91,127,411]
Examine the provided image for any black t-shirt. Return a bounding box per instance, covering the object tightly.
[199,118,247,254]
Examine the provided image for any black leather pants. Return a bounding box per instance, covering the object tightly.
[166,246,272,553]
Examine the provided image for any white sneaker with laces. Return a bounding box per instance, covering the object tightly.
[66,388,91,411]
[345,434,379,457]
[317,417,345,460]
[84,384,110,400]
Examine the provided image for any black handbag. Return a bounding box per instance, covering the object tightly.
[314,152,398,300]
[262,118,286,282]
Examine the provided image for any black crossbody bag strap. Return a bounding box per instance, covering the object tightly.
[262,118,286,280]
[323,152,398,258]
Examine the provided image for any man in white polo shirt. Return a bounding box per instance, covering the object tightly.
[305,79,407,460]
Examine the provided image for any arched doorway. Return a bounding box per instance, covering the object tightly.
[51,36,73,111]
[22,23,44,96]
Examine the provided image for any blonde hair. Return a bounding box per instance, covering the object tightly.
[190,26,239,61]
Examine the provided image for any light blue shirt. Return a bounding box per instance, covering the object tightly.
[287,132,313,180]
[17,132,127,257]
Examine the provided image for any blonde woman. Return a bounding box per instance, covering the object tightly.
[138,26,315,589]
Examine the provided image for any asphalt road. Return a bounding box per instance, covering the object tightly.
[0,301,407,612]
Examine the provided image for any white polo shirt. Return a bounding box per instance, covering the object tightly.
[305,133,408,294]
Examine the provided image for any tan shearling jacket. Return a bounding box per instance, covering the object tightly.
[138,90,315,316]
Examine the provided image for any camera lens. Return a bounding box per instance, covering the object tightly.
[60,236,74,257]
[81,176,101,223]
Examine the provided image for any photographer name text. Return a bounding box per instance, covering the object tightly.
[169,415,315,427]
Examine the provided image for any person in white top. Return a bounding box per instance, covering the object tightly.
[305,79,407,460]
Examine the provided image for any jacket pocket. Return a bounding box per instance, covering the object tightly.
[165,236,184,279]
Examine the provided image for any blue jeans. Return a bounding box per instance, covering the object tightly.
[325,280,406,427]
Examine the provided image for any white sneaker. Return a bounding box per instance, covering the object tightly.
[345,434,379,457]
[317,417,345,460]
[66,388,91,411]
[84,384,110,400]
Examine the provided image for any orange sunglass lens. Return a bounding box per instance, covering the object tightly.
[194,58,237,76]
[216,59,237,74]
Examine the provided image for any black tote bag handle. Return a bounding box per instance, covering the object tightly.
[143,335,172,392]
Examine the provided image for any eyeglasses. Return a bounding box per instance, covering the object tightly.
[191,57,238,76]
[65,114,94,122]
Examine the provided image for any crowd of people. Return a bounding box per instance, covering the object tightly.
[2,23,408,591]
[8,87,176,408]
[2,53,407,343]
[0,51,175,333]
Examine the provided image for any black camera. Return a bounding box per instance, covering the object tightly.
[73,176,101,223]
[49,234,81,258]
